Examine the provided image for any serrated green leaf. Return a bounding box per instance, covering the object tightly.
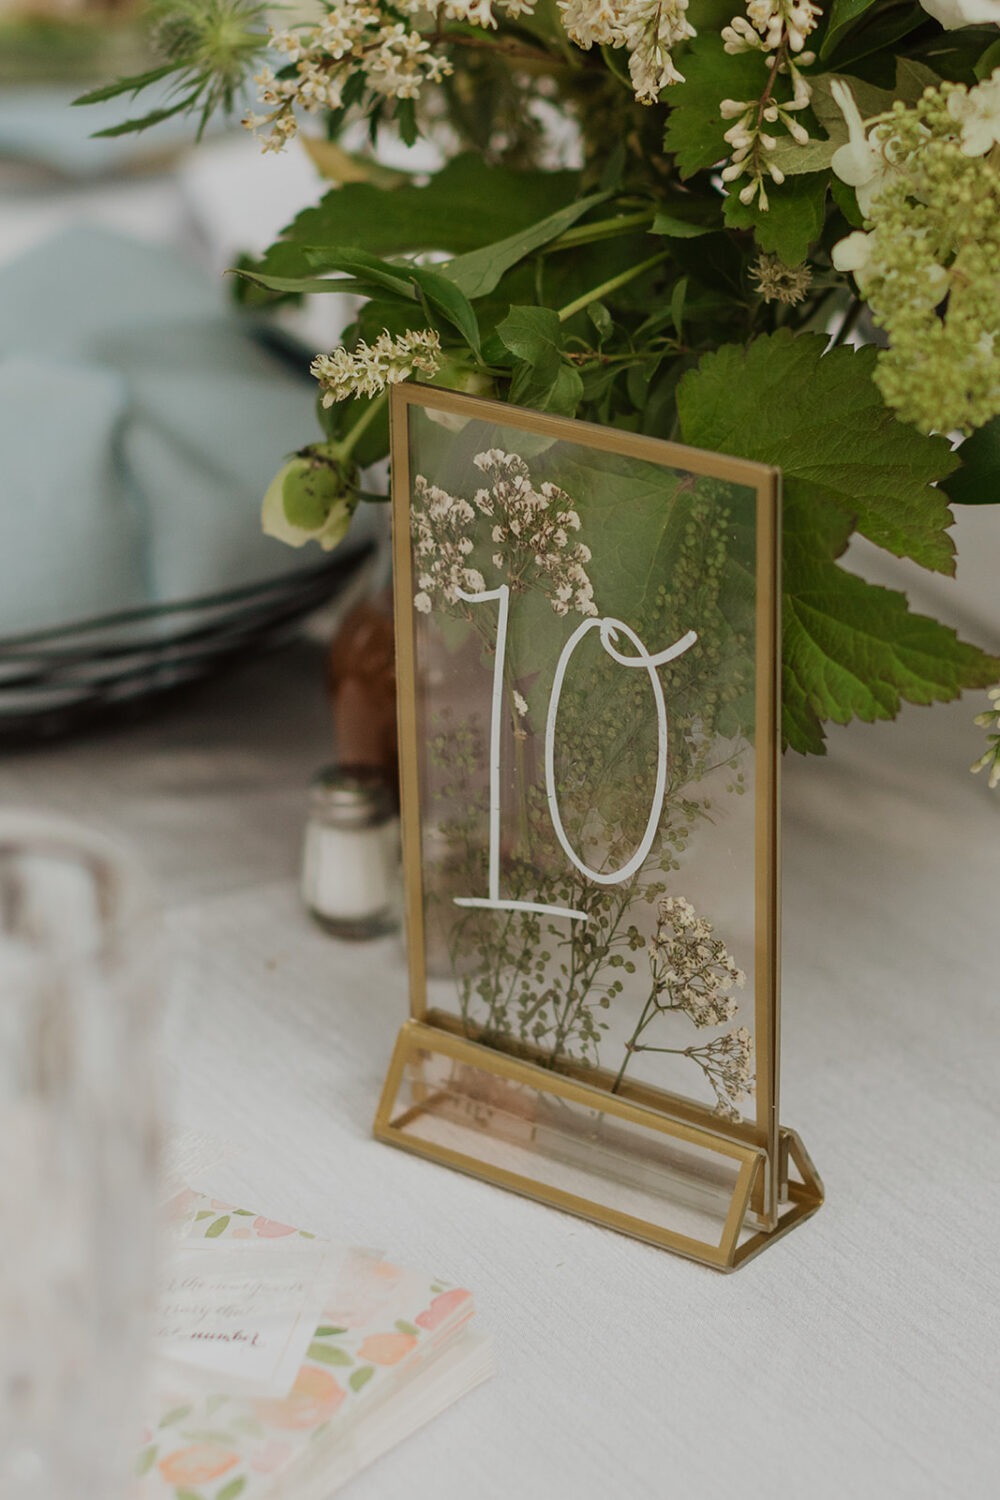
[677,331,958,570]
[205,1215,230,1238]
[664,36,768,177]
[349,1365,376,1393]
[781,491,999,750]
[307,1340,353,1366]
[440,192,610,301]
[723,173,828,265]
[498,306,583,416]
[941,418,1000,505]
[676,331,999,748]
[767,135,841,177]
[216,1479,248,1500]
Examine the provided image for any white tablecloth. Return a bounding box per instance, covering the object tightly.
[3,608,998,1500]
[3,133,999,1500]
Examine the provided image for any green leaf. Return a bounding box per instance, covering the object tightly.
[830,175,864,228]
[677,331,958,570]
[409,267,481,355]
[663,36,768,177]
[307,1340,353,1366]
[233,269,394,300]
[809,72,896,134]
[440,192,611,301]
[205,1215,230,1238]
[781,491,999,750]
[826,1,926,69]
[175,1490,201,1500]
[894,57,943,100]
[349,1365,376,1393]
[649,210,716,238]
[766,135,841,177]
[941,418,1000,505]
[820,0,880,61]
[497,306,583,416]
[216,1479,248,1500]
[250,156,581,285]
[975,37,1000,80]
[676,331,999,748]
[314,1326,347,1338]
[90,98,196,139]
[72,62,179,106]
[194,1209,214,1221]
[723,174,828,266]
[395,1319,419,1335]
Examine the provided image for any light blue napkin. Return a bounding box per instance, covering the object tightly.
[0,225,364,637]
[0,84,224,178]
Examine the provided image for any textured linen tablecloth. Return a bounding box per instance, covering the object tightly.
[3,558,998,1500]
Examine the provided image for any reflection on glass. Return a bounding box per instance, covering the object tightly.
[405,406,766,1129]
[0,816,160,1500]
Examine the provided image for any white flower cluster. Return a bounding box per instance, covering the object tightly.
[410,449,597,620]
[723,0,821,54]
[687,1027,754,1120]
[649,895,746,1029]
[471,449,598,616]
[412,478,483,612]
[719,0,819,207]
[243,6,453,150]
[828,74,1000,433]
[310,329,442,405]
[971,686,1000,790]
[558,0,696,103]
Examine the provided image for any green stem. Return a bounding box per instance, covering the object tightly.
[556,252,670,323]
[334,389,389,462]
[547,211,655,253]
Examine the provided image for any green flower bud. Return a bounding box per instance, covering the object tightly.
[261,451,358,552]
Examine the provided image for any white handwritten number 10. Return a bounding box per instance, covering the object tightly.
[450,584,697,925]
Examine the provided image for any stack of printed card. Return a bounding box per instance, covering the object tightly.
[136,1189,491,1499]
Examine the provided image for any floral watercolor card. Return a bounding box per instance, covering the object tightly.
[136,1191,489,1500]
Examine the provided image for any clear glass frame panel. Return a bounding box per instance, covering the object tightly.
[391,386,780,1194]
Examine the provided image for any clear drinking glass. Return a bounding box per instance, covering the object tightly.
[0,815,160,1499]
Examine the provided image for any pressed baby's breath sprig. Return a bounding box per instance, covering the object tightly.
[611,894,749,1109]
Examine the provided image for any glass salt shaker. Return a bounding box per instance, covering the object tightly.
[302,766,401,939]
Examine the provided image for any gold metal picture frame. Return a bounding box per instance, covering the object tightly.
[375,384,822,1271]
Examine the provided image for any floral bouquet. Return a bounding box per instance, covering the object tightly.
[82,0,1000,768]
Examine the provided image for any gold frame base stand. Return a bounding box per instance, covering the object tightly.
[375,1021,823,1273]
